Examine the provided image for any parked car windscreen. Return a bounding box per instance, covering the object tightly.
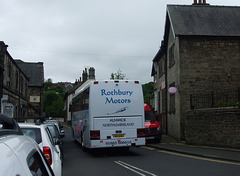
[21,128,42,144]
[45,120,62,132]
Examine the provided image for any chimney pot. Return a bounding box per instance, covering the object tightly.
[193,0,207,5]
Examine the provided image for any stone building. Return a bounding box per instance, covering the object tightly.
[151,1,240,140]
[0,41,29,117]
[15,60,44,117]
[64,67,95,123]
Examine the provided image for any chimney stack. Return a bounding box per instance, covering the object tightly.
[89,67,95,80]
[82,69,88,82]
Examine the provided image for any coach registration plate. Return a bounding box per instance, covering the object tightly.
[114,134,125,138]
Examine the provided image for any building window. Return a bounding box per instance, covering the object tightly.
[20,76,23,95]
[169,44,175,67]
[7,63,11,88]
[25,82,28,98]
[16,70,19,90]
[158,58,165,78]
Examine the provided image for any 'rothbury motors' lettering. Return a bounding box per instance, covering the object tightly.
[105,97,131,104]
[101,89,133,104]
[101,89,133,96]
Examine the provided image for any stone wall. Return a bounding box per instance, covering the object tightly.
[185,107,240,148]
[28,86,44,117]
[180,36,240,92]
[2,51,28,117]
[178,36,240,140]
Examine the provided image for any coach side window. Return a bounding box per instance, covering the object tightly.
[80,88,89,110]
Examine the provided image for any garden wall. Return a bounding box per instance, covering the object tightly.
[185,107,240,148]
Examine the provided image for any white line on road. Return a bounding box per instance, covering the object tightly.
[114,160,158,176]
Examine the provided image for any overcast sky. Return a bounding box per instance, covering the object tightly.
[1,0,239,84]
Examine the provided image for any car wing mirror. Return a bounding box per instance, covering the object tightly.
[60,130,65,138]
[55,139,60,145]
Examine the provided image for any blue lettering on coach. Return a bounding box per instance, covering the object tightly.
[101,89,133,104]
[101,89,133,96]
[105,97,131,104]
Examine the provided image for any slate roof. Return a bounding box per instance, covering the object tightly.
[167,5,240,37]
[15,60,44,87]
[151,4,240,76]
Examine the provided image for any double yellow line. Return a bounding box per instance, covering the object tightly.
[141,146,240,166]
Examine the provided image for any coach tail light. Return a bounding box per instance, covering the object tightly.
[90,130,100,140]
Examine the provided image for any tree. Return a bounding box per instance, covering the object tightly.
[110,69,126,80]
[43,78,64,117]
[44,78,53,90]
[142,82,154,105]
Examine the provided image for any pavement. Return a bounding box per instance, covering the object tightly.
[147,134,240,163]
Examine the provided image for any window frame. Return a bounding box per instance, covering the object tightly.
[169,43,175,68]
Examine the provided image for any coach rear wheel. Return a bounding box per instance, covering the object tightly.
[81,132,87,152]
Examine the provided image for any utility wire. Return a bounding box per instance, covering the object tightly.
[9,47,150,58]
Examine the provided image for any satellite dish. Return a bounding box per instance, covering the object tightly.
[168,87,178,94]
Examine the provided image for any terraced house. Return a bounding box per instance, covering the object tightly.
[15,60,44,117]
[151,0,240,141]
[0,41,29,117]
[0,41,44,118]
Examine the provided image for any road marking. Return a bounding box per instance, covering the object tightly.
[114,160,158,176]
[157,149,240,166]
[141,146,156,151]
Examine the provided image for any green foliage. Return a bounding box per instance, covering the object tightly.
[110,69,126,80]
[44,78,53,90]
[43,78,64,117]
[214,102,238,108]
[142,82,154,105]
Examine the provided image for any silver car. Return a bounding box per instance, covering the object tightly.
[0,114,54,176]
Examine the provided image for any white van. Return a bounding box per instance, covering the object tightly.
[71,80,146,150]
